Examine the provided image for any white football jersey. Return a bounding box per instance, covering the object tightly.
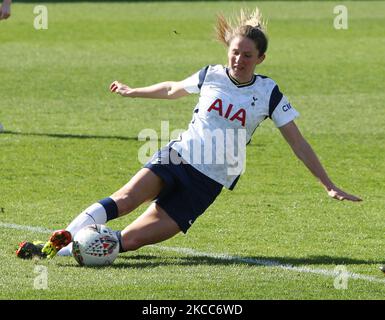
[168,64,299,190]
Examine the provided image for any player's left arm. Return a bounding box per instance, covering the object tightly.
[279,121,362,202]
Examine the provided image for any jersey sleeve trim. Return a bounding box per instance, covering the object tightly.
[268,85,283,118]
[198,65,209,90]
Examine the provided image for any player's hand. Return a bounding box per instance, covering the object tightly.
[0,1,11,20]
[326,186,362,202]
[109,80,133,97]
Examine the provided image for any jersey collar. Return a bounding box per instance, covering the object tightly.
[226,68,257,88]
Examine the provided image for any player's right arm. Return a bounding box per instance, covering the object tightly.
[110,80,190,100]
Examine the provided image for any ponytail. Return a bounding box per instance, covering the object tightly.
[215,8,268,56]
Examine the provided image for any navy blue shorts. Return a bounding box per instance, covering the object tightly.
[144,147,223,233]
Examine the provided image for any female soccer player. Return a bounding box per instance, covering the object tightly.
[0,0,12,20]
[17,8,361,260]
[0,0,12,131]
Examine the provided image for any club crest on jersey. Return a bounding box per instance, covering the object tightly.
[207,98,246,127]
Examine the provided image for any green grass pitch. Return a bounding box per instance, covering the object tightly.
[0,1,385,300]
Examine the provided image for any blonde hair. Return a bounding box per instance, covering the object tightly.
[216,8,268,56]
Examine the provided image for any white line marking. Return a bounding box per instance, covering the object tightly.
[2,222,385,284]
[0,222,52,234]
[151,245,385,284]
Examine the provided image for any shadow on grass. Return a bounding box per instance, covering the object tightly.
[60,253,383,269]
[123,254,382,268]
[17,0,267,3]
[2,130,139,141]
[2,130,266,147]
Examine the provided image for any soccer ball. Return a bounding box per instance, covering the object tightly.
[72,224,119,266]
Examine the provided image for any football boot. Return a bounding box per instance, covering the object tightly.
[42,230,72,259]
[16,241,46,259]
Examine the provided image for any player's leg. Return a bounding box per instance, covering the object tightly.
[110,168,165,216]
[116,158,224,252]
[117,202,181,251]
[42,168,165,258]
[63,168,165,235]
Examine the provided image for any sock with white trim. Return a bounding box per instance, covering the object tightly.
[57,197,119,256]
